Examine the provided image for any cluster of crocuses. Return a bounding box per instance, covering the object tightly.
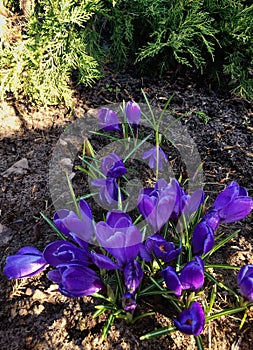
[4,100,253,343]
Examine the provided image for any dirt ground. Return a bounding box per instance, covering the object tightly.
[0,69,253,349]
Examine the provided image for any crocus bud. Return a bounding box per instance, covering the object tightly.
[192,221,214,256]
[122,292,137,312]
[97,108,121,133]
[180,256,205,291]
[125,101,141,126]
[237,265,253,301]
[4,247,48,279]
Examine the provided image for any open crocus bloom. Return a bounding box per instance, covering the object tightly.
[4,247,48,279]
[138,178,177,233]
[140,234,181,263]
[174,302,205,336]
[96,210,142,267]
[53,199,95,244]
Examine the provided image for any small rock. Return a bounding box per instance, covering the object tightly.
[33,289,48,301]
[19,308,28,316]
[33,304,45,315]
[2,158,29,177]
[0,223,13,245]
[25,288,33,296]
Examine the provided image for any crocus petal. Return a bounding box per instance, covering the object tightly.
[4,247,48,279]
[106,210,132,228]
[54,200,95,243]
[218,197,253,223]
[161,266,182,297]
[202,209,220,231]
[92,177,120,205]
[192,221,214,256]
[101,153,127,178]
[213,181,240,210]
[142,146,168,171]
[124,260,144,294]
[90,251,119,270]
[43,241,89,267]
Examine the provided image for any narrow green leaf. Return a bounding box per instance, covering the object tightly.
[195,335,204,350]
[40,212,67,240]
[66,173,80,218]
[140,325,177,340]
[100,313,115,342]
[123,134,152,162]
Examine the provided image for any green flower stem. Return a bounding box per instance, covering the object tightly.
[239,308,249,330]
[66,172,80,218]
[115,269,124,298]
[132,312,156,324]
[140,325,177,340]
[117,179,122,211]
[155,131,159,179]
[195,335,204,350]
[205,264,240,270]
[206,304,253,322]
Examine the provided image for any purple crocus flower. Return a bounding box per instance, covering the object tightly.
[48,263,103,298]
[43,240,90,267]
[237,265,253,301]
[54,199,95,244]
[161,266,182,297]
[122,292,137,312]
[124,259,144,294]
[4,247,48,279]
[92,177,120,205]
[97,108,121,133]
[101,153,127,178]
[96,210,142,267]
[180,257,205,291]
[139,234,181,263]
[170,179,189,220]
[125,101,141,126]
[192,221,215,256]
[138,178,177,233]
[213,181,253,224]
[174,302,205,336]
[142,146,168,171]
[202,209,220,231]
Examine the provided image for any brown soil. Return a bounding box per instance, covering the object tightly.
[0,69,253,349]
